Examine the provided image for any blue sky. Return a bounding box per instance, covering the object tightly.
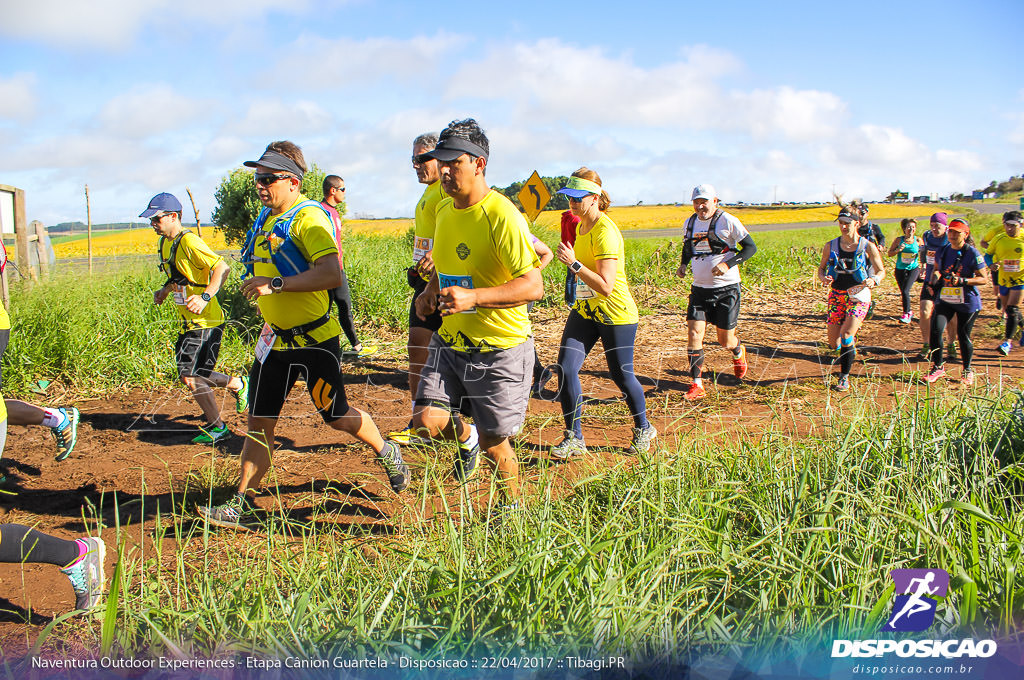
[0,0,1021,225]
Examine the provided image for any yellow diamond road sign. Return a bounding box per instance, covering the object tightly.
[517,171,550,222]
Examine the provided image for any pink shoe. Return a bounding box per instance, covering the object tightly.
[923,366,946,384]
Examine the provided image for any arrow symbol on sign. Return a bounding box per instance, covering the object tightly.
[528,185,541,210]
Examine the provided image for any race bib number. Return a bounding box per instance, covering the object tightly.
[1003,259,1020,273]
[255,323,276,363]
[900,253,917,265]
[926,251,936,266]
[575,279,595,299]
[438,273,476,313]
[412,236,432,265]
[940,286,964,304]
[172,285,187,306]
[693,235,712,254]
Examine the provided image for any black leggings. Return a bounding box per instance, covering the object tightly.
[929,305,978,369]
[0,524,80,566]
[331,268,359,348]
[555,310,649,438]
[894,268,918,315]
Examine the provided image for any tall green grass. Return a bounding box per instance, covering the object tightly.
[46,389,1022,661]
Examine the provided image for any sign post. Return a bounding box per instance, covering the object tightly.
[517,171,551,223]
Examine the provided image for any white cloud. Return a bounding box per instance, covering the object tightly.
[230,99,334,137]
[96,85,214,138]
[0,73,37,120]
[731,87,846,141]
[0,0,316,48]
[269,32,470,90]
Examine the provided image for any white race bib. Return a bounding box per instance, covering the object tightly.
[1003,259,1020,273]
[172,285,187,306]
[926,251,936,266]
[412,236,432,266]
[255,323,276,363]
[900,253,917,265]
[693,237,712,254]
[940,286,964,304]
[575,279,595,299]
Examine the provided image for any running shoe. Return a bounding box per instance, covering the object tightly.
[376,441,410,492]
[628,425,658,454]
[197,493,257,531]
[550,431,588,460]
[732,346,748,380]
[683,383,706,401]
[59,536,106,611]
[51,407,80,461]
[899,312,912,324]
[998,340,1012,356]
[923,366,946,384]
[342,343,379,361]
[192,423,230,445]
[234,376,249,414]
[961,370,975,386]
[452,441,480,483]
[834,375,850,392]
[947,342,958,361]
[388,424,432,445]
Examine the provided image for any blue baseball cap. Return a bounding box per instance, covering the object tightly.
[139,192,182,218]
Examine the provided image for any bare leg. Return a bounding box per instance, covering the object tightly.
[480,433,520,502]
[237,415,275,496]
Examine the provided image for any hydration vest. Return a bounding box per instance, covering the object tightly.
[684,209,729,259]
[827,236,869,284]
[240,200,330,278]
[158,229,201,287]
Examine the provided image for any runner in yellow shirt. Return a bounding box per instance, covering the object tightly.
[390,132,447,444]
[549,168,655,459]
[142,192,247,444]
[197,141,408,531]
[986,210,1024,355]
[412,119,542,512]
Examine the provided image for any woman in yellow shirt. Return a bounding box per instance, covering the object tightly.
[551,168,655,459]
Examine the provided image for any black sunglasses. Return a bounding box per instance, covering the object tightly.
[411,153,433,165]
[254,172,295,187]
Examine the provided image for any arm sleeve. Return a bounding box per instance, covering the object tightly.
[725,234,757,268]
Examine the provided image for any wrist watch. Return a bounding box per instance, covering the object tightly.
[270,277,284,293]
[200,292,211,302]
[570,261,583,273]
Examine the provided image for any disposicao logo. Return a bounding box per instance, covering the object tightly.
[883,568,949,632]
[831,568,998,659]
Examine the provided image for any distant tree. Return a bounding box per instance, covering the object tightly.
[212,163,327,245]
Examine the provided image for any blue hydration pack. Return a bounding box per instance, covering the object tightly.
[827,236,869,284]
[239,200,330,278]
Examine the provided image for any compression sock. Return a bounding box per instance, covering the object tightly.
[40,409,63,428]
[1007,305,1021,340]
[688,349,705,385]
[0,524,81,566]
[839,336,856,376]
[732,345,744,358]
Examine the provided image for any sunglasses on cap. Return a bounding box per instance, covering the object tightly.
[254,172,295,187]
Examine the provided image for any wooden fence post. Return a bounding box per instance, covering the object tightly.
[13,188,33,280]
[32,220,48,278]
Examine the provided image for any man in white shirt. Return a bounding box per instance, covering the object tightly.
[675,184,758,400]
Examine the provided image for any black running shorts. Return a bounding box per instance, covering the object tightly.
[175,326,223,378]
[686,283,741,330]
[248,336,350,422]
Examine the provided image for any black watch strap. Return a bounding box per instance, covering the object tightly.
[200,292,211,302]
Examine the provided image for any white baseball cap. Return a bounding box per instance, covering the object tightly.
[691,184,717,201]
